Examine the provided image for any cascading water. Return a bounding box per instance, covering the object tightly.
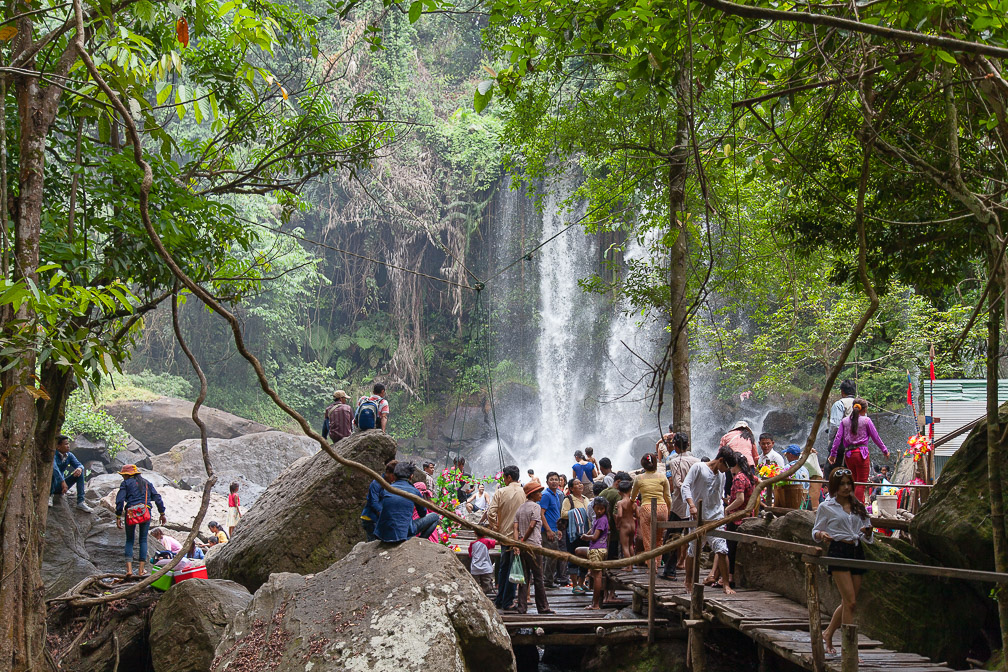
[475,173,663,476]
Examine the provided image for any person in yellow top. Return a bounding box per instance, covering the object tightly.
[630,453,672,554]
[207,521,229,545]
[559,478,592,593]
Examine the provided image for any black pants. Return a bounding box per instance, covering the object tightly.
[495,548,517,608]
[662,512,684,576]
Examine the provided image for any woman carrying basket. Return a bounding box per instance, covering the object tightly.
[115,464,166,577]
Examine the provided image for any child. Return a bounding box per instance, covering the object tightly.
[469,537,497,595]
[580,497,610,610]
[226,482,241,538]
[614,479,636,569]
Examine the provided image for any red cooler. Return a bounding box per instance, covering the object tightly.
[173,565,208,583]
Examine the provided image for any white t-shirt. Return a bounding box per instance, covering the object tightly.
[758,450,787,469]
[681,461,726,520]
[470,540,493,576]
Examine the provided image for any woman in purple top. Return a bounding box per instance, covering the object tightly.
[580,497,610,609]
[829,398,890,504]
[571,450,596,486]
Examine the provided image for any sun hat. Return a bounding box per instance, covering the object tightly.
[784,444,802,456]
[118,464,140,476]
[523,481,544,497]
[333,389,348,401]
[733,420,750,430]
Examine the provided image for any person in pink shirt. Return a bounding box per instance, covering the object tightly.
[719,421,759,467]
[829,398,890,503]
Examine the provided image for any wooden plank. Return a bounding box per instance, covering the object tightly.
[841,624,858,672]
[502,618,666,629]
[649,496,657,645]
[803,555,1008,584]
[807,562,826,672]
[509,627,685,646]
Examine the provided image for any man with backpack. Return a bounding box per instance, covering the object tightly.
[355,383,390,433]
[322,389,354,443]
[826,380,856,476]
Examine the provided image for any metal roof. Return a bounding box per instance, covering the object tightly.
[927,379,1008,456]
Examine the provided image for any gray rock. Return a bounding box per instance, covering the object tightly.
[110,436,155,471]
[103,396,270,455]
[68,434,153,471]
[212,539,515,672]
[150,579,252,672]
[150,431,318,508]
[439,406,490,442]
[42,496,100,598]
[207,430,396,592]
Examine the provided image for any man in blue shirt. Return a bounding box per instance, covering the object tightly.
[361,460,397,541]
[539,471,563,586]
[51,435,91,511]
[375,461,440,543]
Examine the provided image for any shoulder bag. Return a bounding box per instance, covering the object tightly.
[125,481,152,526]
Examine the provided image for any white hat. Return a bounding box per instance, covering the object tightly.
[733,420,750,430]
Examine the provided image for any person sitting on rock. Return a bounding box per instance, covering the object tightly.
[375,461,440,544]
[149,527,182,558]
[50,434,92,512]
[361,460,397,541]
[207,521,229,545]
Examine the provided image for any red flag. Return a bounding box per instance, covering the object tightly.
[907,373,913,406]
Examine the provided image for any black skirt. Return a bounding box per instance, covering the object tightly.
[826,540,866,575]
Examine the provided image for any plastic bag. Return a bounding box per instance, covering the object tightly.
[508,554,526,584]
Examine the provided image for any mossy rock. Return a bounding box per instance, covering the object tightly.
[910,401,1008,572]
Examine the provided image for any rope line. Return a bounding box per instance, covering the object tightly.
[446,289,483,466]
[482,297,506,474]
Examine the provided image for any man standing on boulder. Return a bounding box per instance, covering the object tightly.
[355,383,390,433]
[323,389,354,443]
[487,465,525,609]
[51,434,92,512]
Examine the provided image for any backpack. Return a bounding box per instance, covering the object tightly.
[354,397,380,430]
[326,403,353,441]
[565,495,591,539]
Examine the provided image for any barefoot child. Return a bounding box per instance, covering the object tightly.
[226,482,241,538]
[614,479,636,567]
[580,497,610,609]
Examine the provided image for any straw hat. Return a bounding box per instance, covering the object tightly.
[523,481,544,497]
[118,464,140,476]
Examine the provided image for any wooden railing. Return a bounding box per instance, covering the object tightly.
[642,496,1008,672]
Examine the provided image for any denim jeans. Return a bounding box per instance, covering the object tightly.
[125,520,151,561]
[362,518,377,541]
[51,469,86,503]
[414,513,440,540]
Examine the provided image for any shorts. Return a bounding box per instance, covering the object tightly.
[826,540,866,575]
[688,528,729,558]
[587,548,607,563]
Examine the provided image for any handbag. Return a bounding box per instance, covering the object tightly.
[125,481,151,526]
[508,553,526,585]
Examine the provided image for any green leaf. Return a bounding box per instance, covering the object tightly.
[408,1,422,23]
[935,50,957,65]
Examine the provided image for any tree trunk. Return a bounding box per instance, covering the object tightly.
[0,44,67,668]
[987,240,1008,672]
[667,125,691,442]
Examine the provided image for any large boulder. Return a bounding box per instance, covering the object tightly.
[150,431,318,508]
[70,434,155,471]
[212,539,515,672]
[103,397,270,455]
[911,404,1003,571]
[150,579,252,672]
[43,496,101,597]
[735,510,990,666]
[207,430,396,592]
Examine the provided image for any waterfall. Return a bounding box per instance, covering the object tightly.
[474,173,662,477]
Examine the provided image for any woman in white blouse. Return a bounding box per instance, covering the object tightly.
[812,468,873,655]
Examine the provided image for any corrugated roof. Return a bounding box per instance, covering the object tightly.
[927,379,1008,456]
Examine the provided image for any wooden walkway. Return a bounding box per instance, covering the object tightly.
[606,568,965,672]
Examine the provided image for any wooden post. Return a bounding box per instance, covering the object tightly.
[688,503,705,671]
[649,496,657,645]
[841,624,858,672]
[689,583,706,672]
[805,562,825,672]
